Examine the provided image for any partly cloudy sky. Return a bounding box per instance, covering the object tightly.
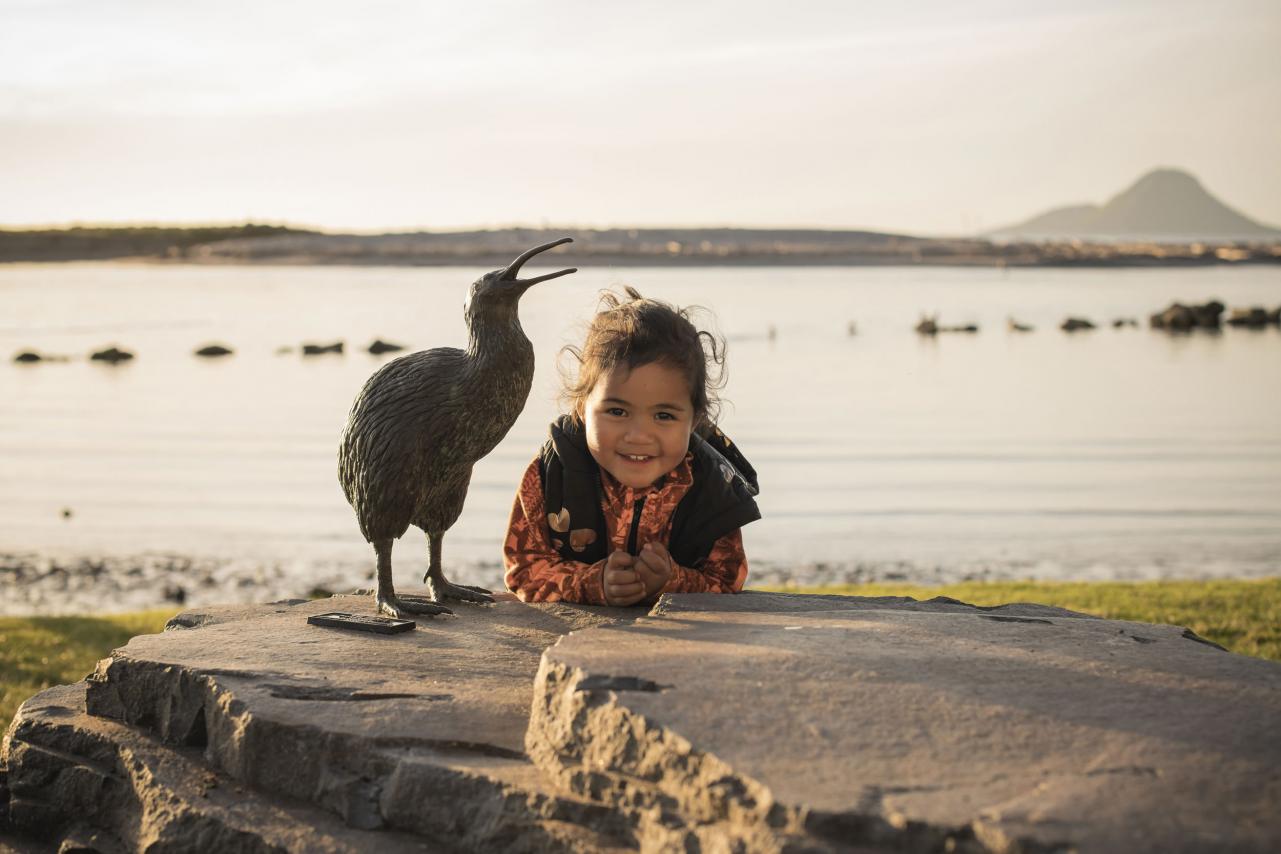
[2,0,1278,234]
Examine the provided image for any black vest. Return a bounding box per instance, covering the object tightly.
[537,415,761,568]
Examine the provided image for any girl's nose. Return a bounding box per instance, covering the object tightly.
[622,420,652,442]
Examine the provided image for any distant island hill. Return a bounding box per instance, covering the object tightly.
[989,167,1281,243]
[3,169,1278,268]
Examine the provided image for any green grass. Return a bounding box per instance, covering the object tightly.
[1,610,177,734]
[752,579,1281,661]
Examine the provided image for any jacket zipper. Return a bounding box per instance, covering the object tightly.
[626,496,646,555]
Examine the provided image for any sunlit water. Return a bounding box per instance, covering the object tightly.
[2,261,1279,613]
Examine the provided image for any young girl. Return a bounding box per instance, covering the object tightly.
[503,287,760,606]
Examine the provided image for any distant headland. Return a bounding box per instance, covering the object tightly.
[5,225,1275,268]
[3,225,1277,268]
[3,169,1279,268]
[991,167,1281,242]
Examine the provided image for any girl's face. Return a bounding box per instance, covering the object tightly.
[583,361,694,489]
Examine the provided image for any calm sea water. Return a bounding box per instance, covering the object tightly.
[2,262,1279,612]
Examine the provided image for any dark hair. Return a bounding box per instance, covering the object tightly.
[561,287,726,432]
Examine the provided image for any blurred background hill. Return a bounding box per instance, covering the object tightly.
[991,168,1281,242]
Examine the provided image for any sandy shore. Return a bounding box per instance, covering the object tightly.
[0,550,975,616]
[6,548,1265,616]
[0,551,392,617]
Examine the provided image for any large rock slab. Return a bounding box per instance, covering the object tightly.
[529,591,1281,852]
[6,589,1281,853]
[11,592,637,852]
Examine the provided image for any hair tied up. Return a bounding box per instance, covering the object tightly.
[559,287,727,433]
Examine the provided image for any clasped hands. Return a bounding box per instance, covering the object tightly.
[603,541,672,607]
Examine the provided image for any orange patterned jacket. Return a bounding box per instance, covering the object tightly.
[503,453,749,604]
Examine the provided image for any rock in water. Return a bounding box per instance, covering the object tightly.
[1061,316,1096,331]
[367,339,406,355]
[90,346,134,363]
[1226,307,1270,328]
[194,344,234,357]
[1150,300,1224,331]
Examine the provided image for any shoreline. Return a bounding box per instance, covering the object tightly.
[5,547,1279,617]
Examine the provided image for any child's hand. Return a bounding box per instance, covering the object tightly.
[635,541,673,599]
[603,550,646,606]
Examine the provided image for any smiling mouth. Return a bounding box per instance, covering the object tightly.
[621,453,654,462]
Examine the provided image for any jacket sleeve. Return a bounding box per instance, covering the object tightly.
[659,528,748,595]
[503,458,609,604]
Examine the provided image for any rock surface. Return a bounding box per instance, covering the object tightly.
[530,593,1281,852]
[4,590,1280,852]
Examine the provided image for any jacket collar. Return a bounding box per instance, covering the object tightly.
[598,453,694,504]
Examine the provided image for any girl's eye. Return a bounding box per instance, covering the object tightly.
[655,412,676,421]
[605,407,626,417]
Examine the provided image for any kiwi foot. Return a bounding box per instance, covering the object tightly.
[423,577,495,604]
[377,593,453,618]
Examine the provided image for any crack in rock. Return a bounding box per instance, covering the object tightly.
[574,675,667,694]
[263,685,449,702]
[1085,765,1159,778]
[978,615,1053,625]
